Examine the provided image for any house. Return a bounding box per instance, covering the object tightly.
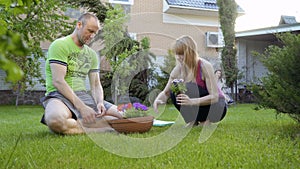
[235,15,300,87]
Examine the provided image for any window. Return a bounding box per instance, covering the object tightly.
[64,8,82,19]
[109,0,134,5]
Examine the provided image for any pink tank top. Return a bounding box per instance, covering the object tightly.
[195,60,224,98]
[196,60,206,89]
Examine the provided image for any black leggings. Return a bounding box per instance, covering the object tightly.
[170,82,227,124]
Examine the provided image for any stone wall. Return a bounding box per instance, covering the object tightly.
[0,90,45,105]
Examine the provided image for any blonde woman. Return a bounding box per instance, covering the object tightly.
[153,36,227,126]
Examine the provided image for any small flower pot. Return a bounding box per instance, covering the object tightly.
[175,92,184,104]
[107,116,154,134]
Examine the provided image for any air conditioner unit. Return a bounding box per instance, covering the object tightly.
[206,32,224,48]
[128,32,137,40]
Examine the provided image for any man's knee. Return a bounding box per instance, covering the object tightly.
[44,99,71,133]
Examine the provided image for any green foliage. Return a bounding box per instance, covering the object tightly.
[0,31,27,82]
[221,46,238,86]
[146,88,161,106]
[129,73,149,101]
[217,0,238,90]
[162,50,176,76]
[100,72,113,102]
[124,109,149,118]
[155,50,176,91]
[253,33,300,123]
[0,0,37,82]
[140,36,150,49]
[123,103,150,118]
[102,4,129,64]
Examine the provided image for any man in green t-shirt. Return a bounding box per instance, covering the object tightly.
[40,13,123,134]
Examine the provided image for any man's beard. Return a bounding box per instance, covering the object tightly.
[77,34,87,46]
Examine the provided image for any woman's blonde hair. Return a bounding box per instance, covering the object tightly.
[173,35,198,78]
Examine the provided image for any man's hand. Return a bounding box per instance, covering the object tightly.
[96,103,106,117]
[80,105,97,124]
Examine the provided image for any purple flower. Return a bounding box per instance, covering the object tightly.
[172,78,184,85]
[133,102,148,111]
[170,79,187,95]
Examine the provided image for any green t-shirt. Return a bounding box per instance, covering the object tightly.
[45,35,99,95]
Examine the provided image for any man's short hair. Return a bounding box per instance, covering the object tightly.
[78,13,99,26]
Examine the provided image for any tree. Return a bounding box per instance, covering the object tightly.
[1,0,111,105]
[217,0,238,100]
[102,5,155,104]
[128,37,156,102]
[253,33,300,123]
[1,0,75,105]
[157,49,176,91]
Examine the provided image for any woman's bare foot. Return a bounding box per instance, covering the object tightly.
[184,121,197,128]
[199,120,211,126]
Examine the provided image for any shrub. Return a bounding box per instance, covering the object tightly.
[253,33,300,123]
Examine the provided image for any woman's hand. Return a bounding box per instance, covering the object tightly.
[176,94,195,105]
[153,99,165,113]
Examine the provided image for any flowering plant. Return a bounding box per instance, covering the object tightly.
[170,79,187,95]
[118,102,149,118]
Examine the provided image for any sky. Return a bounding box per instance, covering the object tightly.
[235,0,300,31]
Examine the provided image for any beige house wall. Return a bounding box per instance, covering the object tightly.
[127,0,219,60]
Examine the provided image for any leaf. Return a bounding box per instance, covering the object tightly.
[0,0,11,8]
[0,54,24,82]
[0,20,7,35]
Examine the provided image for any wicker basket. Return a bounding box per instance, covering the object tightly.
[107,116,154,134]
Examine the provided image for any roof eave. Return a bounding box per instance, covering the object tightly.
[164,4,245,17]
[236,23,300,38]
[164,5,219,16]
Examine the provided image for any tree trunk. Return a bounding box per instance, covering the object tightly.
[15,83,21,107]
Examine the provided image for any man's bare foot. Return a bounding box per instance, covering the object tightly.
[119,111,126,118]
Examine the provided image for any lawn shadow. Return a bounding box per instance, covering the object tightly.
[276,123,300,140]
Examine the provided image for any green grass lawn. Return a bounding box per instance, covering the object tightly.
[0,104,299,169]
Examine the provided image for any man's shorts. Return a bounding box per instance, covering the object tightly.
[40,91,113,125]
